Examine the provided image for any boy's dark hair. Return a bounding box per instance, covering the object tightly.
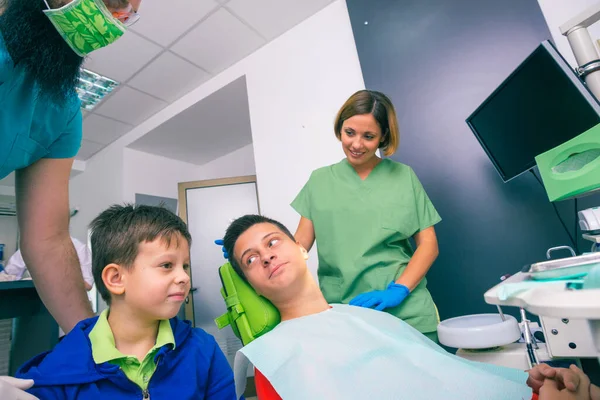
[223,215,294,280]
[90,204,192,305]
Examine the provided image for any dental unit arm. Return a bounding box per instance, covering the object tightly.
[560,3,600,101]
[563,3,600,253]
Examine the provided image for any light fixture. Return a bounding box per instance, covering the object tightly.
[76,68,119,111]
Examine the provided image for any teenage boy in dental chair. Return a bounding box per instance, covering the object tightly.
[223,214,600,400]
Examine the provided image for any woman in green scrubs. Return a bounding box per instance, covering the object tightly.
[292,90,441,341]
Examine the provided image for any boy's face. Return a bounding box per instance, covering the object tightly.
[122,234,191,320]
[233,223,308,302]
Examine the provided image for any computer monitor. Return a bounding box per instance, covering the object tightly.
[466,40,600,182]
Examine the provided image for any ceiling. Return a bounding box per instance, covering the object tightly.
[79,0,335,162]
[127,76,252,165]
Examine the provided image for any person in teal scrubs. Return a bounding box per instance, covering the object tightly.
[1,1,143,397]
[0,0,141,335]
[292,90,441,341]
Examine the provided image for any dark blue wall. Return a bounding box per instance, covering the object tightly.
[345,0,600,320]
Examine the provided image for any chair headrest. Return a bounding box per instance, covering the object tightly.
[214,262,281,346]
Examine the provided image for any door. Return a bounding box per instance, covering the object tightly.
[178,176,259,366]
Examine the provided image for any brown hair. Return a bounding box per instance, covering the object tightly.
[334,90,400,156]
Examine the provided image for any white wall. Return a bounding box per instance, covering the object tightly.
[245,1,364,274]
[537,0,600,67]
[0,186,14,196]
[122,149,202,204]
[193,144,256,181]
[69,146,124,243]
[71,143,256,231]
[69,147,124,313]
[122,144,256,204]
[93,0,364,275]
[0,216,18,263]
[70,144,255,242]
[244,0,363,236]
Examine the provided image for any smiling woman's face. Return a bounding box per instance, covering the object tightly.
[339,113,382,169]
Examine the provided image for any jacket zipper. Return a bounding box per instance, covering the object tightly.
[141,355,163,399]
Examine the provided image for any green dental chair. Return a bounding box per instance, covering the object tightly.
[214,262,280,346]
[214,262,281,399]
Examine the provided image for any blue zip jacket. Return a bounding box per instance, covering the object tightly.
[16,316,238,400]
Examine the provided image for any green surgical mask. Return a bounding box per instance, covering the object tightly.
[43,0,126,57]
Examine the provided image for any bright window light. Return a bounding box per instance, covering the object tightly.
[76,68,119,111]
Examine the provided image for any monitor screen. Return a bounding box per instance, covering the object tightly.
[466,40,600,182]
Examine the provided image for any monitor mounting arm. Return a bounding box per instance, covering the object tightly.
[561,3,600,100]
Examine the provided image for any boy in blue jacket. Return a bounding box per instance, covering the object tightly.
[16,204,237,400]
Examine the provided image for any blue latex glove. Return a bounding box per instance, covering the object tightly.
[349,281,410,311]
[214,239,228,259]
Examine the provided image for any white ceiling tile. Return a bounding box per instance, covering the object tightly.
[128,52,211,102]
[82,31,163,82]
[171,8,265,74]
[128,76,252,165]
[83,114,134,145]
[131,0,219,47]
[227,0,333,40]
[94,86,168,126]
[76,140,105,161]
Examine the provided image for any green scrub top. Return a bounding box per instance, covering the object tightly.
[292,158,442,334]
[0,30,82,180]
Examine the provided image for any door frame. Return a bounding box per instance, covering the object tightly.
[177,175,259,325]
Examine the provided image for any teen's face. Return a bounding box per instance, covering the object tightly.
[234,223,308,301]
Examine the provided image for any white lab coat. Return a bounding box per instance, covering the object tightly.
[4,237,94,287]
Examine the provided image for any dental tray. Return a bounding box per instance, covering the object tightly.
[527,252,600,281]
